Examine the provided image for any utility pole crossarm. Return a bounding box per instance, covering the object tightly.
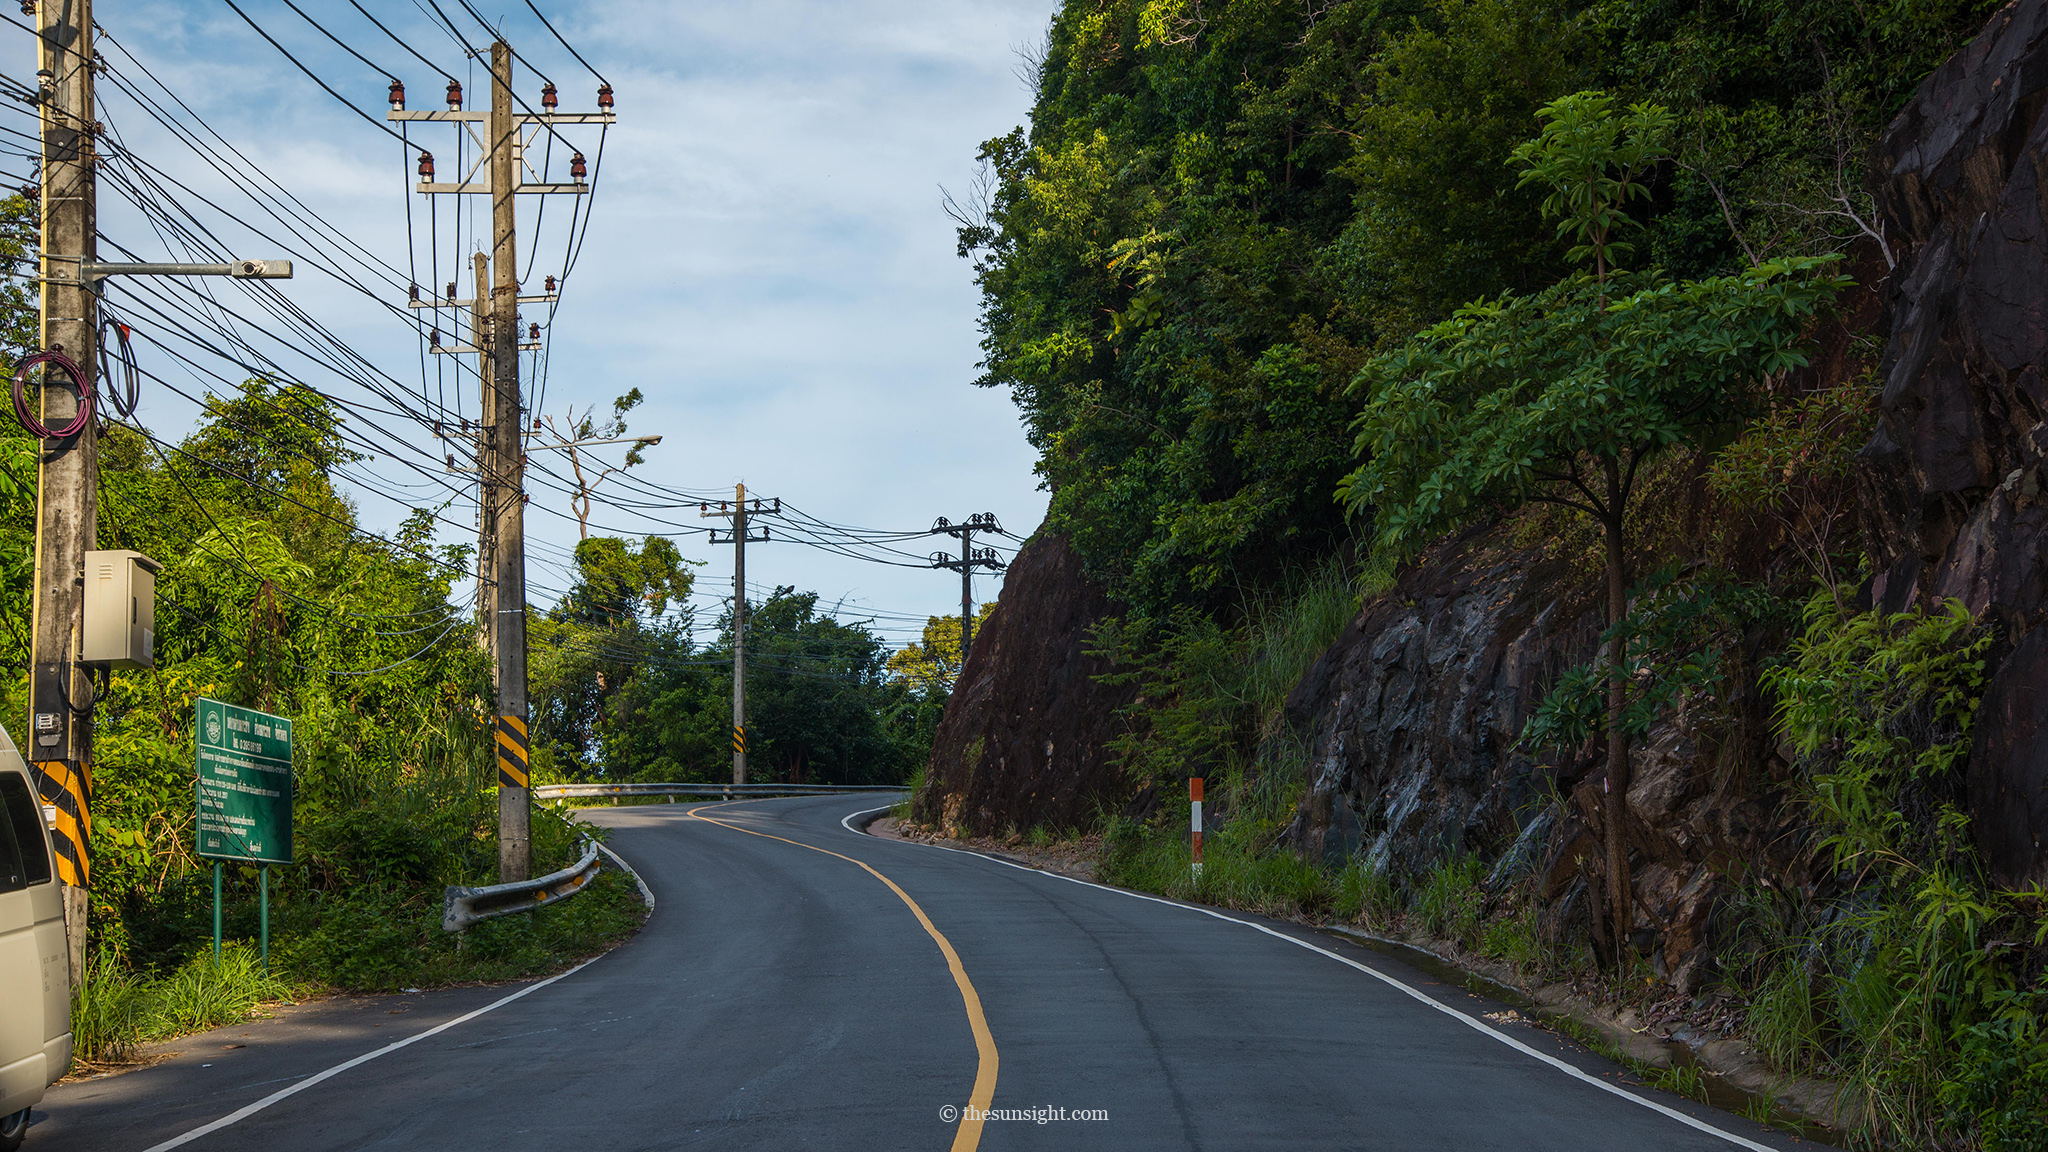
[410,292,558,310]
[388,110,616,124]
[528,434,661,451]
[927,513,1004,664]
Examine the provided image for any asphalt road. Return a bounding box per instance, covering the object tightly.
[29,796,1819,1151]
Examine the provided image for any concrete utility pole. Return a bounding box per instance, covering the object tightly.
[29,0,98,987]
[929,513,1006,665]
[702,486,776,786]
[389,39,611,883]
[487,42,532,884]
[20,6,288,982]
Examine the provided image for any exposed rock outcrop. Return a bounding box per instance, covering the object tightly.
[1860,0,2048,886]
[910,534,1136,836]
[1277,531,1601,873]
[1277,529,1820,990]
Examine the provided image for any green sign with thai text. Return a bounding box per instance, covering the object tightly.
[194,697,293,864]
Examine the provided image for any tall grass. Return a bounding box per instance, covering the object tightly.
[72,944,295,1064]
[1414,857,1487,950]
[1239,563,1359,734]
[893,761,927,821]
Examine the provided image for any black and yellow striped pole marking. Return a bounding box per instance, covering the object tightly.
[732,724,746,756]
[496,714,530,789]
[33,759,89,887]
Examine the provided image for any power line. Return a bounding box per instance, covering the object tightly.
[220,0,413,147]
[524,0,611,86]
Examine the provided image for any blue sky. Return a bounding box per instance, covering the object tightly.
[55,0,1056,649]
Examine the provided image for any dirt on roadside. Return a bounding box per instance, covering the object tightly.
[868,816,1103,883]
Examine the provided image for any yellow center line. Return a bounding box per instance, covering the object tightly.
[686,804,998,1151]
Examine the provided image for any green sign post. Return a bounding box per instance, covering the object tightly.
[194,698,293,970]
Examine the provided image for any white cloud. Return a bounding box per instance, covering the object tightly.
[72,0,1054,640]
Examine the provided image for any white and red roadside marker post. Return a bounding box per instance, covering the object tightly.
[1190,776,1204,882]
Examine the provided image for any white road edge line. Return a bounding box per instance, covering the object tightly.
[139,955,605,1152]
[841,804,894,834]
[843,803,1781,1152]
[596,840,656,910]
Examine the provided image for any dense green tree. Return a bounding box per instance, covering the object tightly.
[961,0,1999,617]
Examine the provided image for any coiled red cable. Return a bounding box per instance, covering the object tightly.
[11,348,94,440]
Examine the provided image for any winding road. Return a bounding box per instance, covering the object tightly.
[30,796,1816,1150]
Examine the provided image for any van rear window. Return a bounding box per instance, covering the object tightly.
[0,771,53,890]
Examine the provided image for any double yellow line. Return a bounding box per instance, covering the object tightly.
[687,806,998,1152]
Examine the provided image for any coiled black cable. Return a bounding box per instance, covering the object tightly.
[11,348,93,439]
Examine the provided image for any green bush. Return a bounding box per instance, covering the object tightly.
[1939,1003,2048,1152]
[1752,594,2048,1147]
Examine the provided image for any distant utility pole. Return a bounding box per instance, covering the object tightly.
[395,41,610,883]
[702,485,776,786]
[929,513,1005,664]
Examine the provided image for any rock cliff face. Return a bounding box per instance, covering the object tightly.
[1860,0,2048,886]
[1277,532,1600,874]
[1278,0,2048,970]
[1275,525,1820,990]
[910,534,1136,836]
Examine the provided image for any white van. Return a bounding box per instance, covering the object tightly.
[0,725,71,1150]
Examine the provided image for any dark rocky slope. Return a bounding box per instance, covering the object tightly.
[1279,0,2048,975]
[910,534,1135,836]
[1860,0,2048,886]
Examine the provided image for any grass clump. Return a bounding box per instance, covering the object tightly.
[1333,860,1398,926]
[1414,857,1486,950]
[72,944,295,1064]
[1479,902,1544,974]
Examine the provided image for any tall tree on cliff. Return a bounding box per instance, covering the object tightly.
[1338,93,1848,959]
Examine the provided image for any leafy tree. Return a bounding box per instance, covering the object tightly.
[530,536,696,774]
[564,535,693,627]
[740,589,903,785]
[884,603,997,694]
[1337,92,1848,957]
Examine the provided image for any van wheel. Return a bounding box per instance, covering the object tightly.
[0,1107,27,1151]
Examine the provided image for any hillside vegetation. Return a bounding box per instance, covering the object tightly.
[942,1,2047,1146]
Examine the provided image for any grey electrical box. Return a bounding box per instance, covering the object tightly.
[81,549,160,668]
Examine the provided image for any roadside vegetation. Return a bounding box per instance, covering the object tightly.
[953,1,2047,1146]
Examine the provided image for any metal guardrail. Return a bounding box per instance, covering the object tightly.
[533,782,905,801]
[442,839,602,932]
